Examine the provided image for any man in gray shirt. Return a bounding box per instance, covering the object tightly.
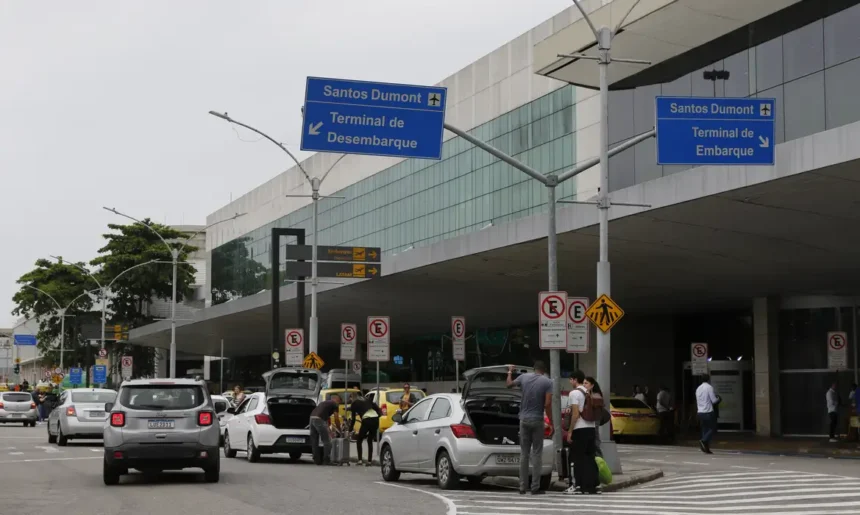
[507,361,553,495]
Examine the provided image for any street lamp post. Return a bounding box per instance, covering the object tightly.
[23,285,100,370]
[208,111,346,356]
[102,209,245,378]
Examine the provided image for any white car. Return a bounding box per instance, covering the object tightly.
[223,368,321,463]
[47,388,116,445]
[380,365,553,490]
[211,395,233,446]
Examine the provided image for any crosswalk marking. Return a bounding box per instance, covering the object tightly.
[402,469,860,515]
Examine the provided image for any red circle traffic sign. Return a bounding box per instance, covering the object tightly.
[121,357,132,367]
[98,348,107,358]
[368,318,389,338]
[342,325,356,342]
[692,344,707,358]
[452,318,465,338]
[568,300,588,323]
[829,333,847,350]
[286,330,304,347]
[541,295,566,319]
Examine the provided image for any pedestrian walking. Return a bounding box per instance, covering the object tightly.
[656,385,674,440]
[310,394,343,465]
[506,362,553,495]
[827,382,840,442]
[565,370,600,495]
[696,375,719,453]
[347,393,381,466]
[584,376,605,458]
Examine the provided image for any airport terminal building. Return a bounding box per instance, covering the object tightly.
[133,0,860,437]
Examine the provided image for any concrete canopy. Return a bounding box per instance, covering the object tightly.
[534,0,801,90]
[129,120,860,358]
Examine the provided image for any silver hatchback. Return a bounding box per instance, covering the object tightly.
[0,391,37,426]
[102,379,220,485]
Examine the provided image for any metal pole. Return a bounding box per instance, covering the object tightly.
[456,360,459,393]
[596,25,613,444]
[220,338,224,394]
[100,287,107,387]
[546,181,563,472]
[170,249,179,378]
[310,178,321,355]
[59,310,65,371]
[853,303,858,384]
[376,361,381,459]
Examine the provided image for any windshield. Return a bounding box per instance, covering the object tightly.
[2,393,32,402]
[72,391,116,404]
[270,373,318,391]
[386,391,425,404]
[120,385,205,410]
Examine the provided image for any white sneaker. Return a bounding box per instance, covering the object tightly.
[564,485,579,495]
[829,438,838,443]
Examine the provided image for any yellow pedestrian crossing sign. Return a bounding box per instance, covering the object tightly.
[303,352,325,370]
[586,294,625,333]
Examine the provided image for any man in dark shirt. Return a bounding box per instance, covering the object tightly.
[310,395,342,465]
[348,394,382,465]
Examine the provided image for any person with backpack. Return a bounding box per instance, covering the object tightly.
[564,370,601,495]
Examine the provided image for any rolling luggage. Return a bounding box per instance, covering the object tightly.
[330,437,351,465]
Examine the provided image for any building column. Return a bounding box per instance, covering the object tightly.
[753,297,781,436]
[155,350,168,378]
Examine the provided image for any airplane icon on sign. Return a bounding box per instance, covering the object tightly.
[760,103,771,117]
[428,93,441,107]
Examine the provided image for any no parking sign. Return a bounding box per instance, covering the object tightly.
[285,328,305,367]
[827,331,848,370]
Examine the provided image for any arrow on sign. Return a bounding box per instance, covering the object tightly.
[369,267,379,276]
[308,122,323,135]
[368,250,378,260]
[759,136,770,148]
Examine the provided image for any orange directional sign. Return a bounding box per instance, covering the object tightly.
[285,245,381,263]
[286,261,381,279]
[585,294,625,333]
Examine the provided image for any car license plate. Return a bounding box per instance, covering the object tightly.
[495,454,519,465]
[147,419,175,429]
[89,411,105,418]
[284,437,304,444]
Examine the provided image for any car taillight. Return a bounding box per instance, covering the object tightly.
[450,424,476,439]
[611,411,627,418]
[110,412,125,427]
[67,406,76,416]
[0,402,4,409]
[254,413,271,425]
[198,411,214,426]
[380,404,387,416]
[31,402,37,409]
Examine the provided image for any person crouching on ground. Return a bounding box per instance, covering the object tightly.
[310,394,342,465]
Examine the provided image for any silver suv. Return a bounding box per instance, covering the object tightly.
[102,379,220,485]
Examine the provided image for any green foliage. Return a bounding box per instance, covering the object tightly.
[11,258,99,366]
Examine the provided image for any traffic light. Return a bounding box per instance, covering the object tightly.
[13,364,20,374]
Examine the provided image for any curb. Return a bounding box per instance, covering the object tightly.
[486,468,663,492]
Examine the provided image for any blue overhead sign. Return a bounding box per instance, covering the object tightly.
[656,97,776,166]
[69,367,83,385]
[13,334,37,346]
[300,76,447,160]
[93,365,107,385]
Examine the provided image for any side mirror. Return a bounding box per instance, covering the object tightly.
[104,402,114,412]
[391,413,403,424]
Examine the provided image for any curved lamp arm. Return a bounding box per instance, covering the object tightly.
[102,208,173,256]
[106,259,162,291]
[49,256,103,291]
[176,213,245,255]
[23,285,62,312]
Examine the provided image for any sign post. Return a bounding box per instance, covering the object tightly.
[341,323,357,396]
[367,316,390,456]
[566,297,590,355]
[284,329,305,367]
[656,97,776,166]
[451,317,466,393]
[691,343,709,376]
[828,331,848,370]
[539,292,568,350]
[121,356,133,381]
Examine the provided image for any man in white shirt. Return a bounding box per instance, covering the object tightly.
[695,375,719,454]
[564,370,599,495]
[656,386,673,440]
[826,383,839,442]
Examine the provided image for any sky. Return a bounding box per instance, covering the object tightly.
[0,0,573,327]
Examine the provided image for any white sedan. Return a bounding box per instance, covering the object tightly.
[379,366,553,490]
[212,395,232,446]
[47,388,116,445]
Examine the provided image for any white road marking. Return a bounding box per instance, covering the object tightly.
[731,465,759,470]
[90,448,101,453]
[681,461,709,465]
[0,436,43,439]
[9,452,23,455]
[377,481,456,515]
[0,456,101,464]
[35,445,60,454]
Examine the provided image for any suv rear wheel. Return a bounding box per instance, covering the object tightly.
[103,459,120,486]
[203,458,220,483]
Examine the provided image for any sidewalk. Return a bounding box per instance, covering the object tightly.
[677,433,860,459]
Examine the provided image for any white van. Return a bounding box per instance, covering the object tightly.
[322,369,361,390]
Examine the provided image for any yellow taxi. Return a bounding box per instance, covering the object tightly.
[318,388,362,427]
[367,387,425,432]
[609,395,660,441]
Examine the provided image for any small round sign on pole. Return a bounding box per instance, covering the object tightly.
[692,343,707,358]
[98,348,108,358]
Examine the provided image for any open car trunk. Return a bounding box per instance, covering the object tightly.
[462,365,533,446]
[263,368,322,430]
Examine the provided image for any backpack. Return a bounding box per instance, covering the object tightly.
[581,389,605,423]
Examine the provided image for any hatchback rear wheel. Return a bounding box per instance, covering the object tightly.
[246,434,260,463]
[223,431,237,458]
[436,450,460,490]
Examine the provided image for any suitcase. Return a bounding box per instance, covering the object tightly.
[330,437,351,465]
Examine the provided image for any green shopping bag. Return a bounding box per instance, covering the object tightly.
[595,456,612,485]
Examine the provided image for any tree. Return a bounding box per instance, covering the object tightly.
[11,258,100,368]
[211,236,268,305]
[91,220,198,378]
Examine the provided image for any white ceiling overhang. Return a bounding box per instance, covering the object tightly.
[534,0,803,90]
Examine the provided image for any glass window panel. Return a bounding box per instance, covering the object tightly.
[824,3,860,67]
[692,63,723,97]
[783,72,824,142]
[661,74,692,97]
[755,37,784,92]
[633,84,661,134]
[825,57,860,130]
[757,85,785,144]
[722,50,750,98]
[783,20,823,82]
